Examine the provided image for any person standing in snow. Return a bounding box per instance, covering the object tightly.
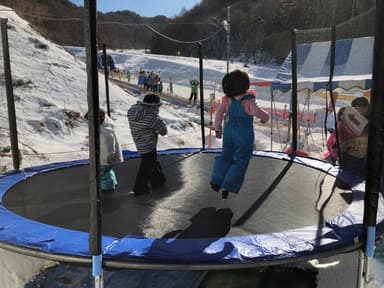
[138,70,146,89]
[127,93,168,196]
[210,70,269,199]
[189,79,200,105]
[85,109,123,192]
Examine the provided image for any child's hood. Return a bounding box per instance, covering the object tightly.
[100,122,114,133]
[103,115,115,128]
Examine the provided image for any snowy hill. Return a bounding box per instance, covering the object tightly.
[0,7,204,171]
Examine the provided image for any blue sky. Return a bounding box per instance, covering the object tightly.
[69,0,202,18]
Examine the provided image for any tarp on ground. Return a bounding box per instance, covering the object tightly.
[271,36,374,92]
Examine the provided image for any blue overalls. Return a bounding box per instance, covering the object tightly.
[211,94,255,193]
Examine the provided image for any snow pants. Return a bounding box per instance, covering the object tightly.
[211,100,254,193]
[134,149,166,194]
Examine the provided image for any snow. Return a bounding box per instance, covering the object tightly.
[0,5,382,288]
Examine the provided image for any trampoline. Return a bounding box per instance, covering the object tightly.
[1,148,384,269]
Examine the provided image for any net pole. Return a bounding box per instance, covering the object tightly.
[328,25,341,161]
[84,0,103,286]
[1,18,20,170]
[198,42,205,149]
[363,0,384,283]
[102,44,111,117]
[226,6,230,73]
[270,90,273,150]
[290,29,298,154]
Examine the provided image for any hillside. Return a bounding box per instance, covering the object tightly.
[0,5,384,288]
[0,0,169,49]
[0,0,376,63]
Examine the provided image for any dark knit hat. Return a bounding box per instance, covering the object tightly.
[143,93,160,104]
[351,96,369,108]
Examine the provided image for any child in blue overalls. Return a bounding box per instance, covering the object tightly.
[210,70,269,199]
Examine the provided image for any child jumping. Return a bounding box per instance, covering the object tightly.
[210,70,269,199]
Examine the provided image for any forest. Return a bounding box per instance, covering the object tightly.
[0,0,375,63]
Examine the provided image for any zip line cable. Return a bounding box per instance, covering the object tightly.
[16,13,223,44]
[144,24,223,44]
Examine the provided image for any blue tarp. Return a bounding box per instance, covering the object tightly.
[0,149,383,266]
[26,264,205,288]
[271,37,374,92]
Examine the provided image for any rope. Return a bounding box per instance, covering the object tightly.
[144,24,223,44]
[16,13,223,44]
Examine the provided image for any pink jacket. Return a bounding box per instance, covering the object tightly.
[215,90,269,132]
[326,132,338,160]
[337,121,368,158]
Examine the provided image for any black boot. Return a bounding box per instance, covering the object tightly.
[210,182,221,192]
[133,184,150,196]
[221,190,229,199]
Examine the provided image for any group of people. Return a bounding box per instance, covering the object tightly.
[138,70,163,93]
[90,69,270,199]
[92,69,369,200]
[87,93,167,196]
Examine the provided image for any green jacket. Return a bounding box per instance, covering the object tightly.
[190,80,199,93]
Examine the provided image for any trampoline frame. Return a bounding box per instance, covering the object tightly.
[0,148,383,270]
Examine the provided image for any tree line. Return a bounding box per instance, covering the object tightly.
[0,0,375,64]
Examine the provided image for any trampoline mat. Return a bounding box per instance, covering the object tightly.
[3,152,351,239]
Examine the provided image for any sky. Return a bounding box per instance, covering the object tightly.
[69,0,202,18]
[0,4,384,288]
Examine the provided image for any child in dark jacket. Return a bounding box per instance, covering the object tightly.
[127,94,168,195]
[210,70,269,199]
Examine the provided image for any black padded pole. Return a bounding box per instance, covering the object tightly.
[84,0,102,256]
[364,0,384,229]
[328,25,341,161]
[198,42,205,149]
[102,44,111,117]
[291,29,298,153]
[1,18,20,170]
